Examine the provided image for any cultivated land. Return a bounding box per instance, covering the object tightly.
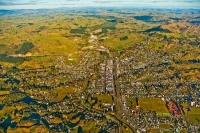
[0,7,200,132]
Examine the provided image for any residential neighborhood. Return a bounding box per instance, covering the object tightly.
[0,6,200,133]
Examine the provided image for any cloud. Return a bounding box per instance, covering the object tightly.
[0,0,37,6]
[0,2,7,5]
[148,0,199,3]
[0,0,199,9]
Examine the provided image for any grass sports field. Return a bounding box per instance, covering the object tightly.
[138,98,169,113]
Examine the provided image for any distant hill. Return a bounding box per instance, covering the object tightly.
[0,10,23,16]
[161,21,200,33]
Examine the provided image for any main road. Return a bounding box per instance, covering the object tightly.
[112,58,136,133]
[113,58,123,133]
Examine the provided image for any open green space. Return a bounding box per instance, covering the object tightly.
[0,44,7,54]
[51,87,75,101]
[0,91,9,96]
[94,94,113,103]
[150,129,160,133]
[70,27,87,34]
[15,42,34,54]
[187,107,200,124]
[159,123,170,129]
[138,98,169,113]
[126,98,136,107]
[0,54,24,64]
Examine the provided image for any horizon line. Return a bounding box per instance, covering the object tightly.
[0,5,200,10]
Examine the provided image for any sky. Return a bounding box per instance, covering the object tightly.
[0,0,200,9]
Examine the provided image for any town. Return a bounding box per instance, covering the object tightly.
[1,42,200,132]
[0,7,200,133]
